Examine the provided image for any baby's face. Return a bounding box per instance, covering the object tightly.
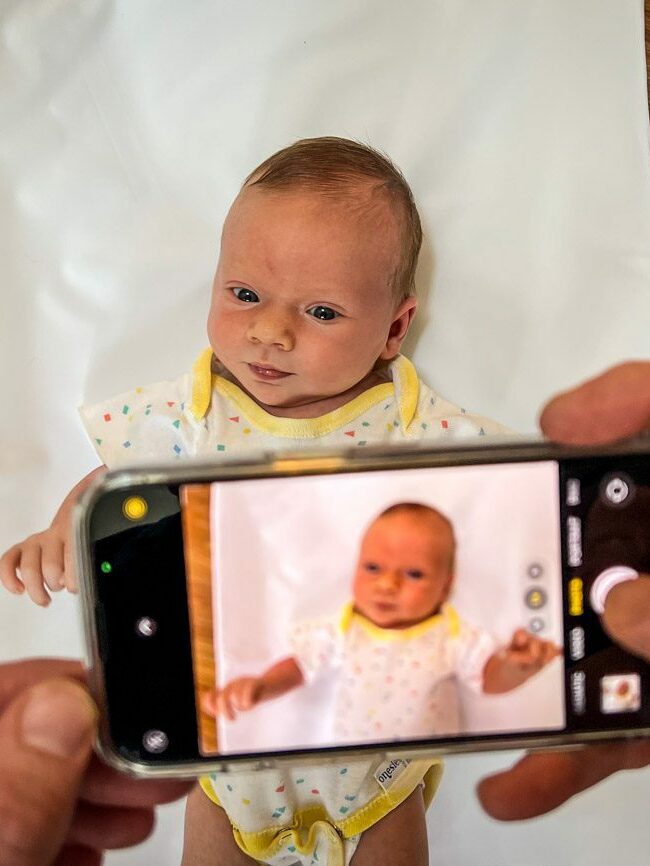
[207,186,415,416]
[352,512,454,629]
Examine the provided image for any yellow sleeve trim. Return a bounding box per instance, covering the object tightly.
[198,775,221,806]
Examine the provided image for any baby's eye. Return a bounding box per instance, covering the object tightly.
[307,305,339,321]
[232,287,259,303]
[363,562,380,573]
[404,569,424,580]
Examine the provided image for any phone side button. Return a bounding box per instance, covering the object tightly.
[525,743,583,755]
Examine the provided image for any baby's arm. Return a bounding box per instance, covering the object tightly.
[202,657,304,721]
[0,466,106,606]
[482,629,561,694]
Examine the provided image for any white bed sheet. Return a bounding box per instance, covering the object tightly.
[1,1,648,864]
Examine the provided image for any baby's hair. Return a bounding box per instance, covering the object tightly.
[377,502,456,571]
[243,136,422,304]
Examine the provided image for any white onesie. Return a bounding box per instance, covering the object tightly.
[290,603,496,743]
[80,348,508,866]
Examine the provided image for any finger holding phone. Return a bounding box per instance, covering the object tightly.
[0,659,191,866]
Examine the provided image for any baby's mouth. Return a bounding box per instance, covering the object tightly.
[373,601,397,613]
[247,363,292,381]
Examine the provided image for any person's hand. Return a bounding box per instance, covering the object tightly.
[202,677,264,721]
[0,658,192,866]
[0,524,72,606]
[478,360,650,820]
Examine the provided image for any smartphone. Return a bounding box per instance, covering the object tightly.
[75,438,650,778]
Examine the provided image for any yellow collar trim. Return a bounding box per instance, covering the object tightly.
[189,349,420,436]
[339,601,460,641]
[391,353,420,431]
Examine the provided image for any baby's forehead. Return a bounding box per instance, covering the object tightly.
[366,510,454,543]
[229,181,398,223]
[218,185,402,300]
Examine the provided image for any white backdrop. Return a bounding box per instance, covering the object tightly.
[1,1,649,864]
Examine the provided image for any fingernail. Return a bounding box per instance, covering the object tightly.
[21,681,98,758]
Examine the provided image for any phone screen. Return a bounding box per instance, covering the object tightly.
[88,451,650,768]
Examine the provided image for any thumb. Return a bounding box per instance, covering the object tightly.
[0,679,98,866]
[602,576,650,663]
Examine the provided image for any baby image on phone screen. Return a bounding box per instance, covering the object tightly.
[203,502,562,742]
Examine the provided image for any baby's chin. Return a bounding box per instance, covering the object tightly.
[358,603,438,630]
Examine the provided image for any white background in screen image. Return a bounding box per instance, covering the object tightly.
[210,460,565,753]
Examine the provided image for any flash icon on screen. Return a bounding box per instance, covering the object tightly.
[123,496,148,521]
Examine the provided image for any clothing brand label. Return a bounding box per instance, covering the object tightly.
[374,758,410,791]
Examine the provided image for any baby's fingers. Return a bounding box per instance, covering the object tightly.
[541,641,563,664]
[513,639,561,669]
[200,690,218,718]
[231,679,258,712]
[510,628,531,649]
[215,688,236,721]
[63,536,78,593]
[17,540,52,606]
[0,545,25,595]
[41,533,66,592]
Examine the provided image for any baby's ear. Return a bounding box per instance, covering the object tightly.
[380,297,417,360]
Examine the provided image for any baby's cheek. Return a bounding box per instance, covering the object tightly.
[206,307,220,348]
[410,582,445,616]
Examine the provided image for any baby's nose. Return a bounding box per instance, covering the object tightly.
[247,310,295,350]
[376,570,401,591]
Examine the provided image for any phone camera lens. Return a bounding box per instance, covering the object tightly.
[142,729,169,753]
[600,473,634,507]
[135,616,157,638]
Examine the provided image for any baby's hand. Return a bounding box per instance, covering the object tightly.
[201,677,264,721]
[0,524,75,606]
[502,629,561,674]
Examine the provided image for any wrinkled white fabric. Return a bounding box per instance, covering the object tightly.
[1,2,649,865]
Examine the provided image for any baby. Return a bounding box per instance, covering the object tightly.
[208,502,561,742]
[1,138,508,866]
